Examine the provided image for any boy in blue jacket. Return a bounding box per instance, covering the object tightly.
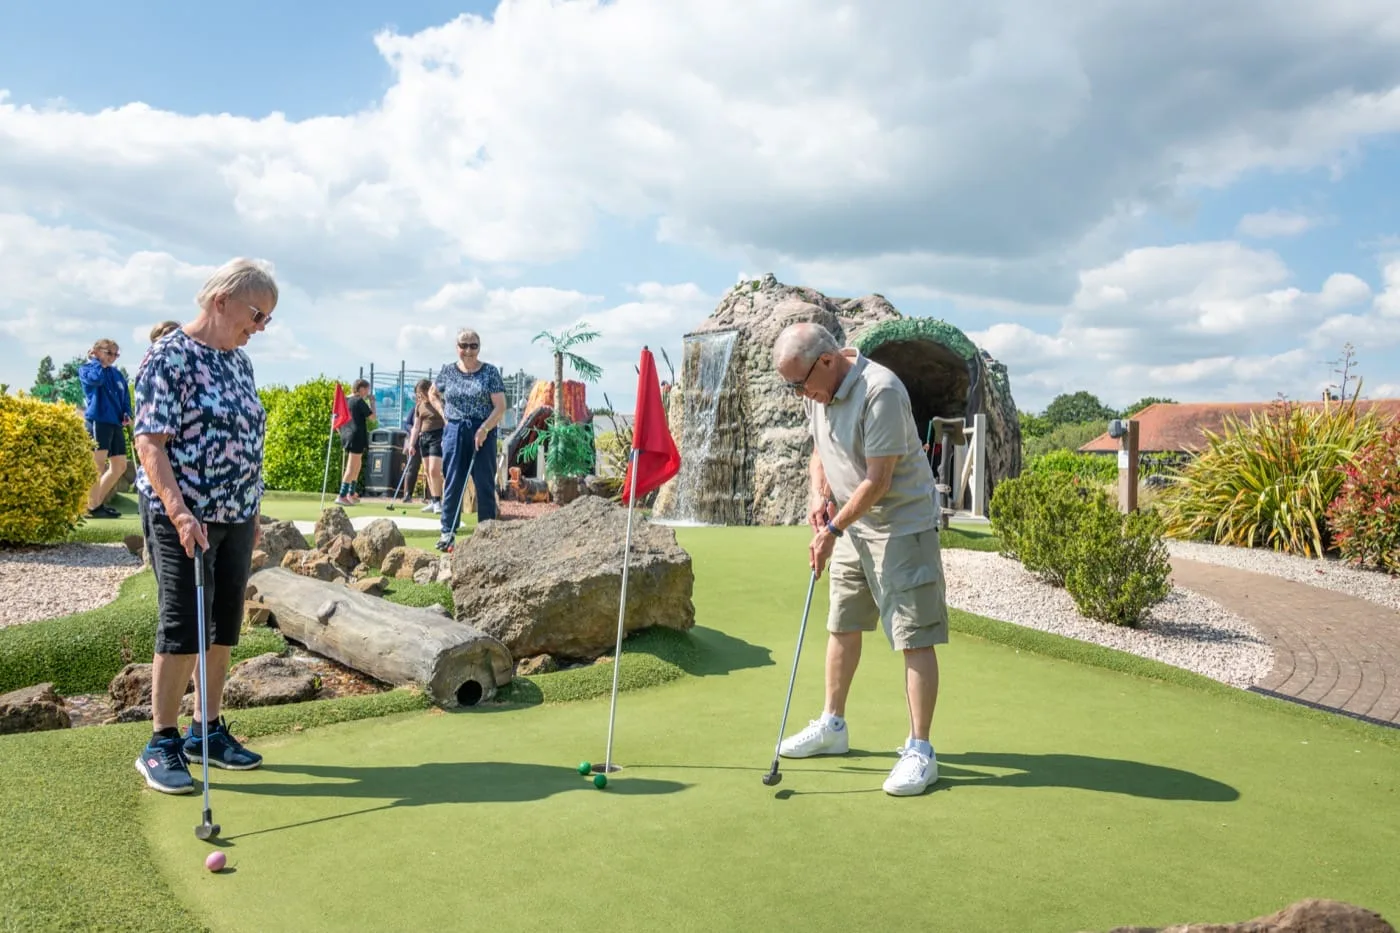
[79,338,133,519]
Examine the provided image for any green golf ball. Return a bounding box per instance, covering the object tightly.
[577,761,592,775]
[593,773,608,789]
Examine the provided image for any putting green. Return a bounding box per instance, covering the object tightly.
[143,528,1400,932]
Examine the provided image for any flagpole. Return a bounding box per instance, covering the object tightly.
[319,413,336,509]
[601,446,642,774]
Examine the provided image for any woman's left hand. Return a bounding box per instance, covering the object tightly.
[474,428,486,450]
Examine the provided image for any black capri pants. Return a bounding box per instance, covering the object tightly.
[141,498,258,654]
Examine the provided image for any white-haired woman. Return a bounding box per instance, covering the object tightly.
[130,257,275,795]
[430,328,506,551]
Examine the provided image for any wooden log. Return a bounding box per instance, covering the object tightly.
[248,567,513,708]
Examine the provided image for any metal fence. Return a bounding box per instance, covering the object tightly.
[356,362,538,431]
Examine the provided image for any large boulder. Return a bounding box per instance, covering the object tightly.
[651,273,1021,526]
[353,519,406,570]
[449,496,695,659]
[258,520,310,569]
[0,683,71,735]
[222,653,321,709]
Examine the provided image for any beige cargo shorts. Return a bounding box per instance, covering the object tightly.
[827,528,949,650]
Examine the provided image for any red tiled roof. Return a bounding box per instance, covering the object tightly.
[1079,399,1400,454]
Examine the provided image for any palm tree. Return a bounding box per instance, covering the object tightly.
[532,323,603,424]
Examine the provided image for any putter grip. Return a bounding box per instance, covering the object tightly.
[189,505,205,587]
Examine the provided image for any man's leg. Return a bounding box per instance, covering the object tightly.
[824,631,863,717]
[903,646,940,743]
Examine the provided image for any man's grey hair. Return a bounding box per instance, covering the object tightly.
[195,258,279,311]
[773,321,839,369]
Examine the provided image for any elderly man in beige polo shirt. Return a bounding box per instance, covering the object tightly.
[771,319,948,797]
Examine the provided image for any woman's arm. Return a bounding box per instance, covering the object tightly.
[134,433,208,557]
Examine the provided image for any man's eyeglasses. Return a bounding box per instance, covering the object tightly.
[458,342,480,350]
[784,356,822,393]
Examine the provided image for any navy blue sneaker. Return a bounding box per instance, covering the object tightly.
[184,717,263,771]
[135,735,195,794]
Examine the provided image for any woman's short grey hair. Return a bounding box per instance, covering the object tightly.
[457,328,480,344]
[773,322,839,369]
[195,258,279,311]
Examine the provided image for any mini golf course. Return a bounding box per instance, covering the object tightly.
[3,525,1399,932]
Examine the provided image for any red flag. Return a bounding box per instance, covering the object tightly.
[331,383,352,431]
[622,347,681,504]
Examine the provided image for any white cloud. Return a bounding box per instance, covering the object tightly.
[1236,210,1316,238]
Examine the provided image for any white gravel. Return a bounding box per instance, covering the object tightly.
[941,549,1273,689]
[0,543,144,629]
[1165,539,1400,612]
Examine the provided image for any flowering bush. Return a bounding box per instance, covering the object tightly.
[1326,419,1400,574]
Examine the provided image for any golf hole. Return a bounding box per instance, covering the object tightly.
[455,680,484,707]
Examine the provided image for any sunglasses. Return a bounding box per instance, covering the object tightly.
[783,356,822,393]
[238,300,271,325]
[458,342,480,350]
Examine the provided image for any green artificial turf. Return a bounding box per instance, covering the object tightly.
[3,525,1397,933]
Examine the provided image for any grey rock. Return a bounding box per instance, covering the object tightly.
[222,653,320,710]
[314,507,355,552]
[0,683,72,735]
[353,519,406,570]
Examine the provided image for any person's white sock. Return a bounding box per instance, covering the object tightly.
[821,712,845,730]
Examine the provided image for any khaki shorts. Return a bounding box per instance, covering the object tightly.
[827,528,949,650]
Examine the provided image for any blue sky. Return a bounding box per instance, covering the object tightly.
[2,1,1399,415]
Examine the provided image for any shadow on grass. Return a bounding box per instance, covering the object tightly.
[935,751,1239,801]
[222,760,689,841]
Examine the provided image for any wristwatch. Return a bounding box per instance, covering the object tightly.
[825,520,843,538]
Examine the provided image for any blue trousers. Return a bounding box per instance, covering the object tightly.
[441,419,497,532]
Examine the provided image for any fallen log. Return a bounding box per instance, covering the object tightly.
[248,568,513,707]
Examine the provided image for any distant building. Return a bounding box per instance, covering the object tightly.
[1079,399,1400,455]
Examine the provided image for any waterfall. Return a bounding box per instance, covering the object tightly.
[663,330,738,525]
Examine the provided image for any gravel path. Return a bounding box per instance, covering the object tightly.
[0,543,144,629]
[941,549,1274,689]
[1165,540,1400,612]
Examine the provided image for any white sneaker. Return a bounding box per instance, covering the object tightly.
[883,745,937,796]
[778,718,850,758]
[431,502,442,514]
[420,501,436,513]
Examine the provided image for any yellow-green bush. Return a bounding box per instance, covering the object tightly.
[0,393,99,545]
[1156,396,1388,557]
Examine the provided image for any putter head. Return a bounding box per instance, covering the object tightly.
[761,771,781,786]
[195,823,220,841]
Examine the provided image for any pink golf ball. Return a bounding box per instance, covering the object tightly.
[205,851,226,873]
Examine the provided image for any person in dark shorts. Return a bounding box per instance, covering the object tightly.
[130,257,277,795]
[78,338,133,519]
[335,379,374,506]
[406,378,446,513]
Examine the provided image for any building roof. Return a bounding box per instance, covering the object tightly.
[1079,399,1400,454]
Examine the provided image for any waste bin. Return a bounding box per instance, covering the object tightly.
[364,429,407,496]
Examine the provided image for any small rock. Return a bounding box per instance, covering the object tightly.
[222,653,320,710]
[351,577,388,597]
[280,549,310,570]
[260,521,311,568]
[122,534,145,558]
[244,601,272,627]
[515,654,558,676]
[353,519,406,570]
[249,549,269,573]
[326,534,361,573]
[0,683,72,735]
[104,704,153,724]
[412,564,438,585]
[315,507,356,552]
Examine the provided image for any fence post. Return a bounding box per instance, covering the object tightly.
[1117,420,1140,513]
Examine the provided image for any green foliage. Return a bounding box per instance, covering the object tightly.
[1326,418,1400,574]
[850,317,978,362]
[990,472,1170,625]
[517,415,596,478]
[263,377,350,492]
[1023,420,1106,459]
[30,355,56,402]
[533,322,604,382]
[0,571,286,696]
[1044,391,1117,426]
[1157,395,1388,557]
[1122,396,1176,417]
[1019,410,1052,438]
[1026,450,1119,484]
[0,394,99,545]
[52,355,87,408]
[1064,500,1172,627]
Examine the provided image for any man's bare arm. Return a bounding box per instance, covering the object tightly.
[830,455,897,532]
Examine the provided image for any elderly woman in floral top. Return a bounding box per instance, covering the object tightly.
[430,328,507,551]
[130,257,276,796]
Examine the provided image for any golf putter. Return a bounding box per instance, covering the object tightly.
[763,569,819,787]
[386,450,417,510]
[192,538,220,841]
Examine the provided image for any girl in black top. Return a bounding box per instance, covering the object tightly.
[336,379,375,505]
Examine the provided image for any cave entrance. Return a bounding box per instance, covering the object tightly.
[864,340,973,444]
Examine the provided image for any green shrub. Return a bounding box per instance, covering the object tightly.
[1026,450,1119,485]
[263,377,352,493]
[1023,420,1107,459]
[1326,418,1400,574]
[1064,499,1172,627]
[989,472,1099,586]
[1157,396,1388,556]
[0,394,99,545]
[0,571,285,696]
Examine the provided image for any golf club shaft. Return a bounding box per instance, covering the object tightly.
[770,570,818,765]
[389,450,416,502]
[194,542,212,822]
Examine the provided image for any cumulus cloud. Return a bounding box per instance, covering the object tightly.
[1236,210,1317,238]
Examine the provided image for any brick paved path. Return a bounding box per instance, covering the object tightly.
[1169,558,1400,726]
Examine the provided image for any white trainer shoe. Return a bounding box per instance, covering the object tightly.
[883,745,937,796]
[778,718,850,758]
